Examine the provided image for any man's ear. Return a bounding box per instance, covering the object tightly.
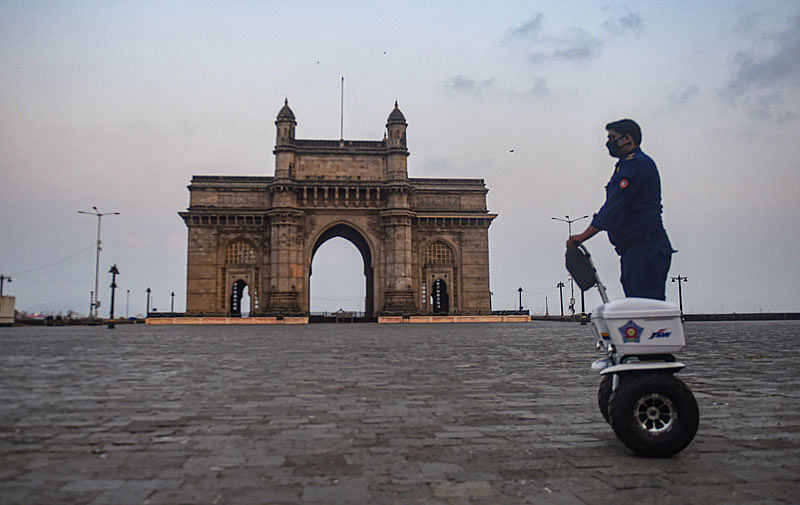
[620,133,634,147]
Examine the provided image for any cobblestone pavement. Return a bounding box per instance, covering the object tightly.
[1,321,799,504]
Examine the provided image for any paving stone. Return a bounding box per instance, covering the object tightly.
[430,480,494,498]
[1,321,799,504]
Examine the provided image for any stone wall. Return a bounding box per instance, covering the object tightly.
[296,153,387,181]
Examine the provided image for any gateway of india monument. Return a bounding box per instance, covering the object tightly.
[180,100,497,318]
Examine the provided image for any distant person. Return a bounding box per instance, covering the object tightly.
[567,119,674,300]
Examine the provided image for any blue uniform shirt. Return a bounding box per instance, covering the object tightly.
[590,147,665,247]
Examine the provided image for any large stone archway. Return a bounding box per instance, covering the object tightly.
[180,101,496,316]
[308,223,375,317]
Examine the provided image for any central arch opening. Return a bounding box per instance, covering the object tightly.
[310,224,374,319]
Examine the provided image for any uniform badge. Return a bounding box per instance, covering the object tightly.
[618,320,643,343]
[619,179,629,189]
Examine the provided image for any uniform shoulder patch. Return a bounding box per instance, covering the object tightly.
[619,178,629,189]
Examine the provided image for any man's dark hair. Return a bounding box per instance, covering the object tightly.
[606,119,642,146]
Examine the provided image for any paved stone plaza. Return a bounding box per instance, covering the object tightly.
[1,321,798,504]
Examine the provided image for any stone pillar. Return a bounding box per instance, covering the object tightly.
[460,220,493,313]
[265,179,303,314]
[184,225,220,315]
[266,208,304,314]
[381,208,416,313]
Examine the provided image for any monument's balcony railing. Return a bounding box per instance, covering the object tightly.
[413,212,497,229]
[190,175,273,186]
[294,184,386,209]
[409,177,487,188]
[179,211,269,227]
[279,139,389,153]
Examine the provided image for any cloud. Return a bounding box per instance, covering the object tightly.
[667,85,700,106]
[443,75,495,96]
[724,14,800,96]
[747,93,798,122]
[506,10,639,64]
[550,28,602,62]
[722,13,800,120]
[442,74,549,99]
[732,10,765,34]
[451,9,643,98]
[529,77,550,96]
[508,13,544,40]
[603,11,644,36]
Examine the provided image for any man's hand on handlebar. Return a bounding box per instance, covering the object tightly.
[566,225,601,249]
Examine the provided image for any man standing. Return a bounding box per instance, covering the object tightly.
[568,119,674,300]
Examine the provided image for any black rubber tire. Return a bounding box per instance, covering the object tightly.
[608,373,699,457]
[597,374,613,423]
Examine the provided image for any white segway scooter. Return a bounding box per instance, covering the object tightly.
[566,245,699,457]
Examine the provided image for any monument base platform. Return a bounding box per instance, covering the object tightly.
[146,315,530,325]
[378,315,530,324]
[146,316,308,325]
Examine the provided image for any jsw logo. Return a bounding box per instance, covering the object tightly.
[650,329,672,339]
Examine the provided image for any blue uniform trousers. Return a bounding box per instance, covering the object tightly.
[619,239,673,300]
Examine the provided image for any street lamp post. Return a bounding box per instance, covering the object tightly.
[0,274,11,296]
[551,215,590,244]
[580,290,588,325]
[567,276,575,318]
[551,215,588,321]
[126,289,130,318]
[556,281,565,319]
[671,275,688,315]
[108,265,119,329]
[78,206,120,318]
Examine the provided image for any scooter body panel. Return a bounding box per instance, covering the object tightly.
[592,298,685,355]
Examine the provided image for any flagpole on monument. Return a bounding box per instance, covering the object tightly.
[340,76,344,140]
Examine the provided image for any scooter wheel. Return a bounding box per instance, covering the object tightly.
[608,373,699,457]
[597,375,613,424]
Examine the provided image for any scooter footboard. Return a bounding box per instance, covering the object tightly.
[599,361,685,375]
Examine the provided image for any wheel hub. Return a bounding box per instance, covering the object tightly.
[634,393,675,434]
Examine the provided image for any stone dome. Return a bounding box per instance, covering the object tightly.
[276,98,296,122]
[386,101,406,125]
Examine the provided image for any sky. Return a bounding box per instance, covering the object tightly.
[1,0,799,316]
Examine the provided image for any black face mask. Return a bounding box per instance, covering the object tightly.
[606,136,627,158]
